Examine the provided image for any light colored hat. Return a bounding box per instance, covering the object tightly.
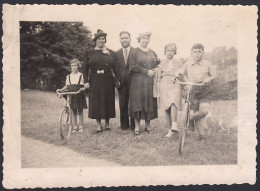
[136,32,152,40]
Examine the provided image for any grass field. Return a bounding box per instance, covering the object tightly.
[21,90,237,166]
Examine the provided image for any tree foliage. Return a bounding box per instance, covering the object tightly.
[20,21,94,89]
[205,46,238,100]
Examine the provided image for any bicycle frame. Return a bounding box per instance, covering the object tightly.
[57,88,85,116]
[175,78,205,102]
[175,78,205,155]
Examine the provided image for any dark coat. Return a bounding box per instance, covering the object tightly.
[82,48,120,119]
[115,47,135,129]
[115,47,134,85]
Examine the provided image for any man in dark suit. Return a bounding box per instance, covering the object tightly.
[116,31,135,130]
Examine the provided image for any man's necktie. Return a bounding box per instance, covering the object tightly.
[123,48,128,64]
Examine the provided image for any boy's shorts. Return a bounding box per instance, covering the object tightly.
[190,84,214,111]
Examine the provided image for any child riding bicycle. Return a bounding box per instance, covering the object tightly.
[176,43,217,141]
[57,59,87,133]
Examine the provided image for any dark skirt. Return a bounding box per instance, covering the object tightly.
[130,98,158,120]
[129,74,158,120]
[68,84,88,109]
[88,73,115,119]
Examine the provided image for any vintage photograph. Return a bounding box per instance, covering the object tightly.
[20,11,237,168]
[2,4,257,188]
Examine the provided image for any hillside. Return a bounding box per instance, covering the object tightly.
[211,80,237,100]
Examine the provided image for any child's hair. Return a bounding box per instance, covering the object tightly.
[191,43,204,51]
[164,43,177,55]
[70,59,81,68]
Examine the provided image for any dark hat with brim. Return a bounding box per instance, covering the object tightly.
[93,29,107,42]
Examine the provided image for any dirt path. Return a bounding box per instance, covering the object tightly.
[21,136,121,168]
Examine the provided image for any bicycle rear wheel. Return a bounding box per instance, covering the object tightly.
[59,107,70,140]
[178,103,189,156]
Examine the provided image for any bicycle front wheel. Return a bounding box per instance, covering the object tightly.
[178,102,189,156]
[59,107,70,140]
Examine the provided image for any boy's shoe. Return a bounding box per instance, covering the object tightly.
[189,120,195,131]
[79,126,84,133]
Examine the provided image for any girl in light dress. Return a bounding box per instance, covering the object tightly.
[157,43,183,137]
[58,59,87,133]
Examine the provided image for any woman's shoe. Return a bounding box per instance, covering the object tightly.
[79,126,84,133]
[105,124,111,131]
[165,130,173,137]
[145,128,154,134]
[96,129,102,133]
[96,126,102,133]
[72,126,77,133]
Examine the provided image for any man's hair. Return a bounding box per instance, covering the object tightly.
[191,43,204,51]
[119,31,131,38]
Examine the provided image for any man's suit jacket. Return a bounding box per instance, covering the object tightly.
[116,47,134,85]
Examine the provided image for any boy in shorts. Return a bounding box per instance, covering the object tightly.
[179,43,217,141]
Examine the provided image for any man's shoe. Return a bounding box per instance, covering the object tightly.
[199,135,206,141]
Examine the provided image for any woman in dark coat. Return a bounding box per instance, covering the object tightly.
[83,29,120,133]
[129,32,160,135]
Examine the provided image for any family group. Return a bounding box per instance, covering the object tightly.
[57,29,217,141]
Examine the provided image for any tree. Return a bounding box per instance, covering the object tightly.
[20,21,94,90]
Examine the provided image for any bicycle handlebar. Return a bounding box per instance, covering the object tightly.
[175,78,205,86]
[56,88,85,95]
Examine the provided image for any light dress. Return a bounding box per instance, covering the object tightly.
[158,58,183,111]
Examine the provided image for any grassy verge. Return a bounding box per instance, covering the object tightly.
[21,90,237,166]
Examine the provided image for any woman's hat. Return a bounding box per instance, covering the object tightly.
[93,29,107,42]
[136,32,152,40]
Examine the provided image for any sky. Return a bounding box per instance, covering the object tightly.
[19,4,237,59]
[81,5,237,58]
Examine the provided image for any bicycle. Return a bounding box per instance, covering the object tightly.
[175,78,205,156]
[56,88,85,140]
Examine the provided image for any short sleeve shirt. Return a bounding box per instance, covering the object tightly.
[182,59,216,82]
